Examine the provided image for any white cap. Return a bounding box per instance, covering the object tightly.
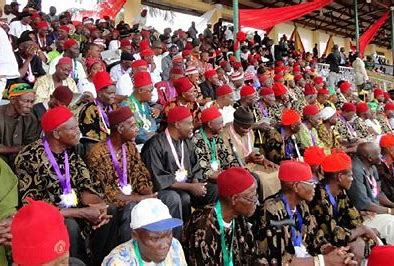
[93,38,107,48]
[185,66,199,75]
[231,71,244,81]
[320,106,336,121]
[130,199,183,232]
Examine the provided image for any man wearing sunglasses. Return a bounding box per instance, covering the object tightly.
[182,167,267,265]
[258,160,357,266]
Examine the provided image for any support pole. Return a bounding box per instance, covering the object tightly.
[391,6,394,76]
[233,0,240,60]
[354,0,360,53]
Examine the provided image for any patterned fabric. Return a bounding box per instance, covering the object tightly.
[102,239,187,266]
[15,139,101,204]
[267,103,285,126]
[182,205,267,265]
[33,74,78,104]
[334,116,357,143]
[192,130,238,182]
[308,184,367,247]
[86,140,153,207]
[257,192,329,265]
[351,117,369,139]
[316,123,340,154]
[79,102,117,142]
[376,113,393,134]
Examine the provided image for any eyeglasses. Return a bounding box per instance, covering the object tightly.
[238,194,259,205]
[298,180,318,188]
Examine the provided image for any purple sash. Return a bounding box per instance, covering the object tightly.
[106,138,127,187]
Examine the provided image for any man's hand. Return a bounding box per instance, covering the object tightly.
[189,182,207,197]
[82,203,112,229]
[245,152,265,164]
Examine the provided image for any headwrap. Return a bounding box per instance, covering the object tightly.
[8,83,35,98]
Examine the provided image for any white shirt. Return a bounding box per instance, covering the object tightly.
[48,56,87,81]
[110,64,129,82]
[116,72,158,103]
[1,13,15,24]
[224,29,233,41]
[77,78,97,98]
[152,54,163,84]
[0,27,19,79]
[108,40,120,51]
[9,20,32,38]
[204,101,235,125]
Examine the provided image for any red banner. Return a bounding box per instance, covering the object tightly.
[76,0,127,20]
[359,12,389,56]
[240,0,333,30]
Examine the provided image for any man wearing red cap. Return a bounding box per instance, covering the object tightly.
[309,152,379,263]
[163,77,201,130]
[183,167,267,265]
[79,71,117,144]
[87,106,156,243]
[316,106,341,154]
[199,69,221,100]
[142,106,216,231]
[376,102,394,134]
[378,134,394,203]
[126,71,158,146]
[48,39,87,83]
[34,56,78,105]
[192,106,237,181]
[15,106,116,263]
[155,67,183,107]
[303,146,326,180]
[334,103,360,145]
[204,84,235,125]
[260,109,303,164]
[356,102,381,137]
[336,81,354,109]
[295,104,323,151]
[259,160,356,265]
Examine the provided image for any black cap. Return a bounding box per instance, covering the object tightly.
[18,11,32,19]
[10,2,20,7]
[17,30,34,45]
[120,52,135,61]
[233,106,255,125]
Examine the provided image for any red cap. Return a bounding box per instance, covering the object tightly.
[182,50,192,57]
[37,21,49,29]
[216,84,233,97]
[59,25,70,33]
[41,106,74,133]
[57,56,72,66]
[140,49,154,57]
[322,151,352,173]
[174,77,193,94]
[339,81,352,93]
[303,104,320,116]
[120,39,131,48]
[273,82,287,97]
[53,86,73,106]
[318,88,329,95]
[220,60,229,68]
[92,71,113,91]
[134,71,152,88]
[63,39,78,50]
[170,66,184,75]
[274,66,285,73]
[385,103,394,111]
[201,106,222,124]
[304,146,326,166]
[281,109,301,126]
[274,74,283,81]
[304,83,317,96]
[341,102,356,113]
[167,106,192,123]
[294,74,303,82]
[12,199,70,266]
[204,69,217,79]
[313,76,324,85]
[131,59,148,68]
[368,246,394,266]
[85,57,101,70]
[279,160,313,182]
[217,167,255,197]
[380,134,394,148]
[139,39,150,50]
[108,106,133,127]
[356,102,369,114]
[240,85,256,97]
[260,87,274,96]
[374,88,384,98]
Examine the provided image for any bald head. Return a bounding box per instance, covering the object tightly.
[357,142,381,166]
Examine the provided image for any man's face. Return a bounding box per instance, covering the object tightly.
[294,179,316,202]
[308,114,322,127]
[290,121,302,134]
[55,63,72,80]
[68,44,80,58]
[342,111,355,121]
[169,47,178,57]
[121,45,133,54]
[338,170,353,190]
[133,229,173,263]
[263,94,275,105]
[233,121,252,137]
[208,116,224,135]
[233,182,258,217]
[88,45,101,59]
[201,52,209,62]
[49,7,56,15]
[136,85,154,103]
[182,86,198,102]
[11,92,36,116]
[208,75,221,87]
[176,116,194,139]
[89,62,104,76]
[367,146,382,166]
[21,16,32,25]
[58,29,68,40]
[97,85,116,105]
[54,117,81,147]
[118,116,138,142]
[242,92,258,107]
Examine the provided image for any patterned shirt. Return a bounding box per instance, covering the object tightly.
[192,130,238,182]
[86,140,153,207]
[335,116,358,143]
[257,192,329,265]
[295,122,324,151]
[33,74,78,105]
[102,239,187,266]
[376,113,393,134]
[15,139,101,204]
[316,123,340,154]
[351,117,369,139]
[182,205,267,265]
